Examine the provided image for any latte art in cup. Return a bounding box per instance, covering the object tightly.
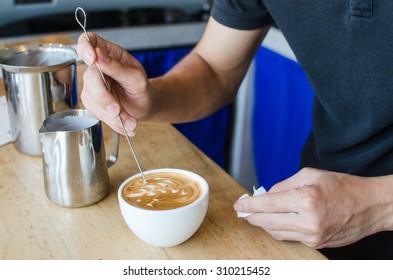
[122,172,201,210]
[118,168,209,247]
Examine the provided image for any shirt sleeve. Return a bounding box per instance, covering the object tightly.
[211,0,274,30]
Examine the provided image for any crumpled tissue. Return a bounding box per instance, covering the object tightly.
[236,186,267,218]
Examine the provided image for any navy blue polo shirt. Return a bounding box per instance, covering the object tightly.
[211,0,393,260]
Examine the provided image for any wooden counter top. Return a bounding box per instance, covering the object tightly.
[0,35,326,260]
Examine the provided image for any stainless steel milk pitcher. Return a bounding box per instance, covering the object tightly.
[39,109,119,207]
[0,44,78,156]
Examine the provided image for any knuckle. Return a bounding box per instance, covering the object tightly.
[307,219,325,235]
[251,194,273,213]
[300,167,316,175]
[302,194,318,212]
[305,235,325,248]
[111,59,121,75]
[301,212,327,236]
[256,195,274,212]
[297,186,320,212]
[303,241,319,249]
[249,198,260,213]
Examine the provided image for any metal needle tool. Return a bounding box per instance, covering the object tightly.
[75,7,147,183]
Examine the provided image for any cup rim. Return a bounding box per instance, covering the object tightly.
[118,168,209,213]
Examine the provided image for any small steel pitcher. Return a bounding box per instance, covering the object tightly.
[39,109,119,207]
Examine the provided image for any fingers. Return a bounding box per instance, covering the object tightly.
[81,65,137,136]
[77,33,97,65]
[77,32,142,67]
[263,229,322,249]
[234,188,301,214]
[77,32,148,134]
[95,48,146,90]
[234,168,324,214]
[245,212,305,232]
[244,212,325,248]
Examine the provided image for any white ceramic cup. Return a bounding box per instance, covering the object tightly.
[118,168,209,247]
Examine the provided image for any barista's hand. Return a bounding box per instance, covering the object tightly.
[76,32,153,135]
[234,167,390,249]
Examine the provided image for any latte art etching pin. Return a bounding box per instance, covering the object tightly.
[75,7,147,183]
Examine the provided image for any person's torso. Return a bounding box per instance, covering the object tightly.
[263,1,393,176]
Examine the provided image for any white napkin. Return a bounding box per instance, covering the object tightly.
[0,96,12,146]
[236,186,267,218]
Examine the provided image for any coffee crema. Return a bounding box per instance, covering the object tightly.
[122,172,201,210]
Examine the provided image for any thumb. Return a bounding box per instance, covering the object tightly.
[77,33,97,65]
[234,190,297,214]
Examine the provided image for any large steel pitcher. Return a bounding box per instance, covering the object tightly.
[0,44,77,156]
[39,109,119,207]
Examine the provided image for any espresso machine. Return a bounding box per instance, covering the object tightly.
[0,0,210,37]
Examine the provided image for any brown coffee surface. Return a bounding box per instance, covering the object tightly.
[122,172,202,210]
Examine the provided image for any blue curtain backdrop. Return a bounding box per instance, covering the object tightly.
[132,47,231,169]
[253,47,314,190]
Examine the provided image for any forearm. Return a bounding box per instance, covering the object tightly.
[146,50,238,123]
[144,18,269,123]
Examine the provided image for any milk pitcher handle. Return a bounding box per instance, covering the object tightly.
[107,130,119,168]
